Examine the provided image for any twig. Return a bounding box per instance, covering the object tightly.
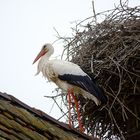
[92,0,97,25]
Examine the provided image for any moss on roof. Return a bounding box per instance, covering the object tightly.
[0,92,94,140]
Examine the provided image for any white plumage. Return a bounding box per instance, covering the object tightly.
[33,43,107,106]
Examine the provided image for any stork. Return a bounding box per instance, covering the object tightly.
[33,43,107,132]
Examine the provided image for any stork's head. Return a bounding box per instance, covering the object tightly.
[33,43,54,64]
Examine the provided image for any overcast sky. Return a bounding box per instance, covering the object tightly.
[0,0,139,120]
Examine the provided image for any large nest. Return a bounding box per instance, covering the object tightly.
[50,1,140,140]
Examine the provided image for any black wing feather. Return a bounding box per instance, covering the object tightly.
[58,74,107,104]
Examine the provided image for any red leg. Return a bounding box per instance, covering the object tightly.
[71,90,84,133]
[68,88,72,128]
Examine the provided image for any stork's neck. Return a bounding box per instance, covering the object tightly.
[36,52,52,75]
[40,52,51,65]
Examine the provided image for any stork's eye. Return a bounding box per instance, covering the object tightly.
[42,45,47,49]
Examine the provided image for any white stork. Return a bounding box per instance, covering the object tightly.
[33,43,107,132]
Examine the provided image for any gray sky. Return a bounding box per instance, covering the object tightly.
[0,0,139,120]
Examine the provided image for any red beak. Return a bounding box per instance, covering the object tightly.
[32,49,46,64]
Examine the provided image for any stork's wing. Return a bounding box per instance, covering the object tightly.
[58,74,107,104]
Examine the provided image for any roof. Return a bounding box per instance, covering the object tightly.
[0,92,96,140]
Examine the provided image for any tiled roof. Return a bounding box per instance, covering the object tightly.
[0,92,95,140]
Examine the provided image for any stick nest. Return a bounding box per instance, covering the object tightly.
[51,2,140,139]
